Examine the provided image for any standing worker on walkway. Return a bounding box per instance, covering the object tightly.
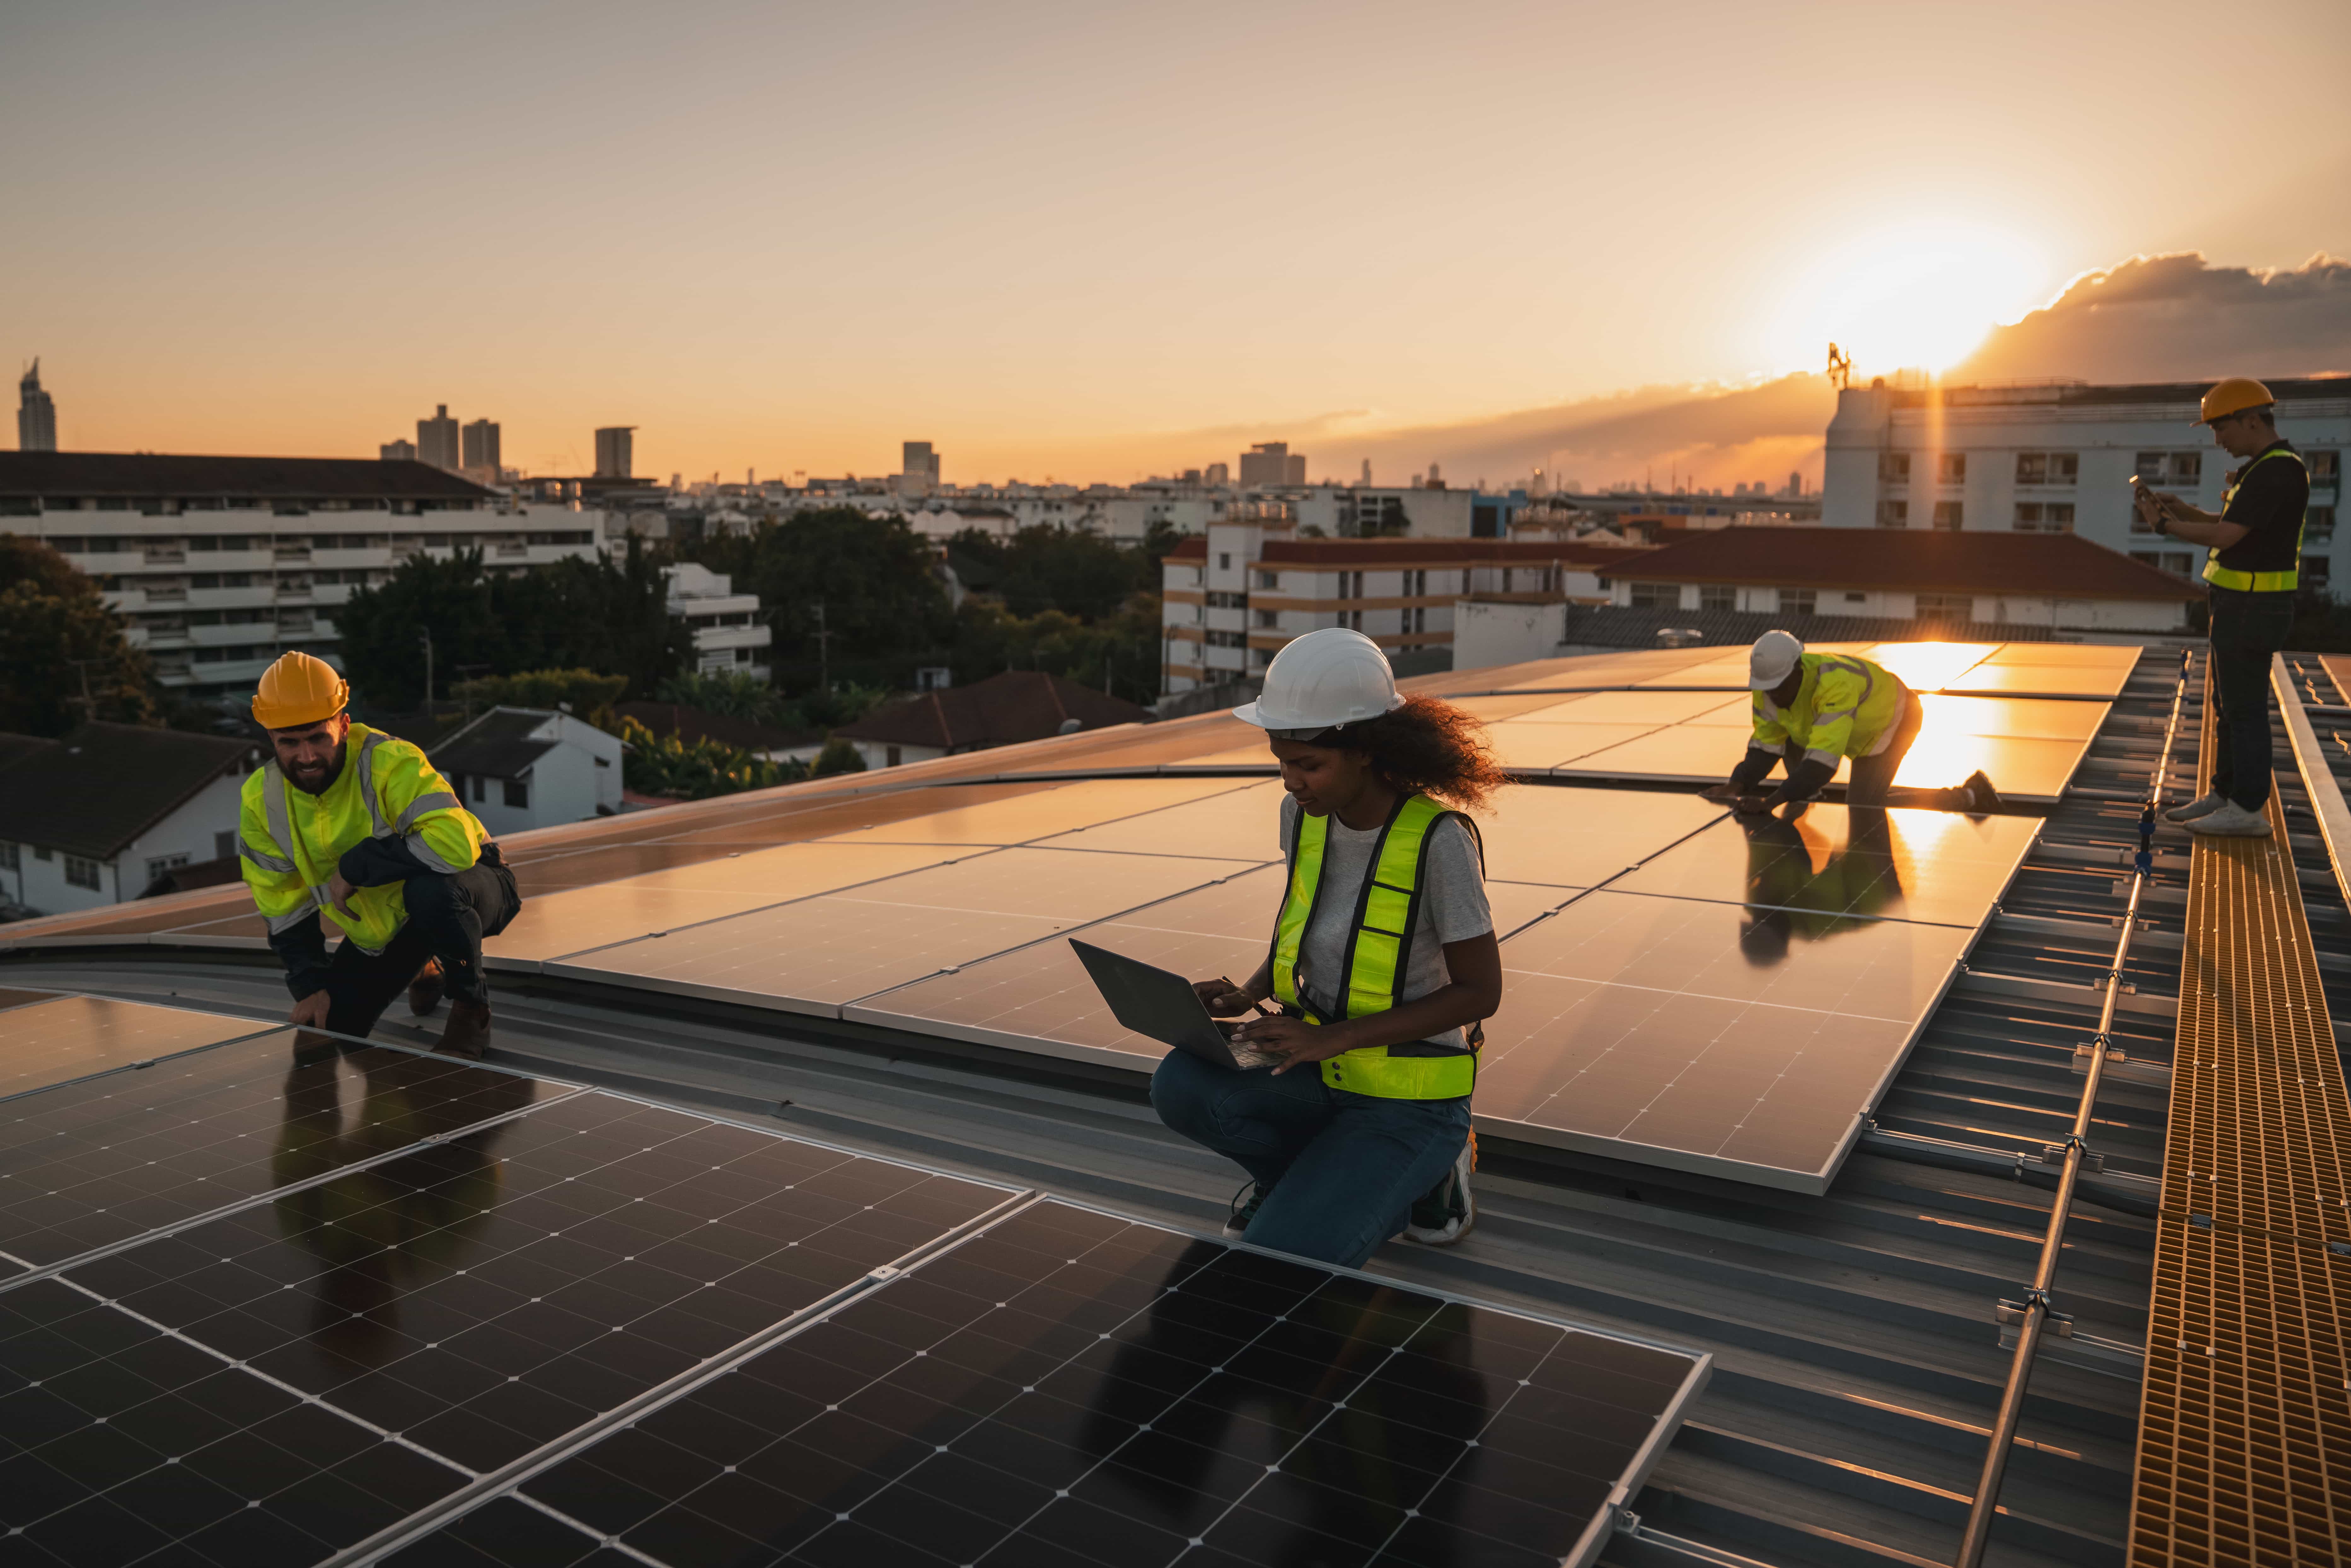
[2143,377,2312,838]
[238,651,520,1056]
[1705,632,2001,813]
[1155,628,1506,1266]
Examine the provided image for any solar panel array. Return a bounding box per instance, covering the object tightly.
[0,1004,1706,1567]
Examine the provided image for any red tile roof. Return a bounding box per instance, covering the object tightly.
[1595,527,2202,600]
[835,670,1149,752]
[1165,536,1208,561]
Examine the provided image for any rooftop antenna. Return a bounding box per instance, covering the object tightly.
[1827,343,1853,391]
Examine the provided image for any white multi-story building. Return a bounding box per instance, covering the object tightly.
[1823,377,2347,593]
[0,452,601,705]
[1160,507,1636,692]
[663,562,771,678]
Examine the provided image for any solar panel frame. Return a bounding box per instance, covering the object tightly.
[371,1196,1710,1568]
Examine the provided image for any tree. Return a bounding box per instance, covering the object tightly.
[653,669,786,724]
[951,590,1165,705]
[450,669,628,724]
[682,508,953,691]
[0,535,159,736]
[613,715,802,799]
[945,524,1156,621]
[337,537,691,708]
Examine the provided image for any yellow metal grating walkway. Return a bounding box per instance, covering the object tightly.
[2130,672,2351,1565]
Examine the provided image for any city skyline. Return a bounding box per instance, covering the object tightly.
[2,0,2347,488]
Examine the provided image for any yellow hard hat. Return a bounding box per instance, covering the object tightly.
[2198,376,2274,425]
[251,651,350,730]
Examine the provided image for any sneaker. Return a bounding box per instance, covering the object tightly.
[1960,770,2002,814]
[2164,791,2228,823]
[2185,801,2272,837]
[1403,1134,1477,1245]
[1223,1181,1268,1239]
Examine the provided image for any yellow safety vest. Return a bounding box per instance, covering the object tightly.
[1751,652,1908,769]
[2201,447,2307,592]
[1270,793,1478,1100]
[238,722,485,955]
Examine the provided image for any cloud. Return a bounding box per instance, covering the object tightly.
[1952,251,2351,383]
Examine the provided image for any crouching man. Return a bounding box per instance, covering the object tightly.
[238,651,519,1057]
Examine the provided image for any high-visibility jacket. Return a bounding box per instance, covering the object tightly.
[239,723,485,955]
[1751,652,1908,771]
[2201,446,2308,592]
[1269,793,1478,1100]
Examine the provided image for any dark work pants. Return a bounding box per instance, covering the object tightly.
[2208,588,2295,811]
[321,855,519,1040]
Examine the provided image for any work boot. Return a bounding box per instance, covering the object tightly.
[1223,1181,1269,1240]
[1960,770,2003,814]
[2164,791,2228,823]
[407,958,444,1017]
[1402,1134,1477,1246]
[2185,801,2272,838]
[435,998,493,1059]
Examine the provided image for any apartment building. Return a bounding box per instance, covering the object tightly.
[1822,377,2348,592]
[663,562,772,678]
[0,452,599,703]
[1160,509,1634,692]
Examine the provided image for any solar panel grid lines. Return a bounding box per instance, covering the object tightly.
[386,1198,1707,1568]
[815,777,1259,849]
[61,1092,1013,1478]
[552,847,1250,1020]
[0,1273,476,1568]
[0,1035,577,1274]
[0,993,285,1103]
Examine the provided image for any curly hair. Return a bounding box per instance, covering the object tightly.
[1345,695,1509,809]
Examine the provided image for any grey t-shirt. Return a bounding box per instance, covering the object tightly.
[1277,795,1493,1049]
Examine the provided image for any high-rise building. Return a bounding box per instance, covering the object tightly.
[17,360,57,453]
[1204,462,1229,486]
[595,426,636,480]
[1240,442,1306,489]
[461,419,501,474]
[416,404,460,470]
[900,440,941,496]
[380,438,418,462]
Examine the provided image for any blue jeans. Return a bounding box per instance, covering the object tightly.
[1150,1050,1471,1269]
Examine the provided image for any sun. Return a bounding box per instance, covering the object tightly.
[1770,222,2047,379]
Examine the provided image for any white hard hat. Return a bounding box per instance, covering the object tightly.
[1233,627,1404,734]
[1749,629,1804,690]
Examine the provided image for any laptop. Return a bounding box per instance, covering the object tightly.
[1069,939,1279,1071]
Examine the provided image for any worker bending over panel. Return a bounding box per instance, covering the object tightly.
[238,651,521,1058]
[1156,628,1505,1267]
[1705,631,2001,815]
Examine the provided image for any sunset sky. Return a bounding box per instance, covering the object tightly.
[4,0,2347,486]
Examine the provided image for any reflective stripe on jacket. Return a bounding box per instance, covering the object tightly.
[239,723,485,954]
[2201,446,2308,592]
[1750,652,1908,769]
[1269,793,1477,1101]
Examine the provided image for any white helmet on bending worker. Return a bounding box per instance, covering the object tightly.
[1234,627,1404,738]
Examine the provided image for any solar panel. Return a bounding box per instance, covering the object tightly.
[1507,689,1745,726]
[848,872,1575,1068]
[1941,661,2137,698]
[1032,779,1287,860]
[1494,646,1729,690]
[821,778,1252,848]
[1916,693,2110,741]
[1610,802,2041,929]
[1857,641,1999,691]
[555,848,1240,1016]
[1554,724,2094,804]
[0,1276,472,1565]
[1982,641,2144,668]
[409,1200,1708,1568]
[59,1092,1011,1478]
[487,842,976,965]
[658,783,1060,847]
[1477,784,1724,889]
[0,1033,570,1272]
[1479,890,1974,1189]
[1484,723,1634,771]
[0,994,278,1101]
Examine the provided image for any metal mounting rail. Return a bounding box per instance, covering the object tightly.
[2275,653,2351,915]
[1954,647,2192,1568]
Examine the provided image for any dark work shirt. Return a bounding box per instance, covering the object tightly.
[2213,438,2310,577]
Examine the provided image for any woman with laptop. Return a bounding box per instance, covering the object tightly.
[1155,628,1506,1266]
